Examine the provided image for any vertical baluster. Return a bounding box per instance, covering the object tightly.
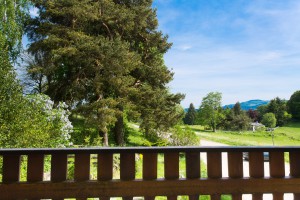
[75,153,90,200]
[98,153,113,200]
[143,153,157,200]
[269,151,285,200]
[51,153,68,200]
[2,154,21,200]
[27,153,44,200]
[228,152,243,200]
[207,152,222,200]
[290,151,300,200]
[27,154,44,182]
[165,152,179,200]
[2,154,21,183]
[120,153,135,200]
[186,152,200,200]
[249,152,264,200]
[75,153,90,181]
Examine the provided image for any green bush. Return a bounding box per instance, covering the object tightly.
[170,126,199,146]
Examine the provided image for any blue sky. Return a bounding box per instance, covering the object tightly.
[153,0,300,107]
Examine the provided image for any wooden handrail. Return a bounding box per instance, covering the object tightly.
[0,147,300,200]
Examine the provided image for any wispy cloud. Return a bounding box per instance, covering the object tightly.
[155,0,300,107]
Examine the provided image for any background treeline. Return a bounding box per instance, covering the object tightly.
[183,91,300,131]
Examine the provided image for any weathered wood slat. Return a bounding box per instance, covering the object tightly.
[75,153,90,181]
[207,152,222,200]
[249,152,264,200]
[269,151,285,200]
[143,153,157,200]
[1,178,300,199]
[186,152,200,200]
[228,152,243,200]
[51,153,68,182]
[27,154,44,182]
[290,151,300,200]
[165,152,179,200]
[120,153,135,200]
[75,153,90,200]
[98,153,113,181]
[51,153,68,200]
[2,154,21,183]
[27,154,45,200]
[97,153,113,200]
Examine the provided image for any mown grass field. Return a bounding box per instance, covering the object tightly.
[189,121,300,146]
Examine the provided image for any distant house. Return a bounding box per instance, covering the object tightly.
[250,122,264,132]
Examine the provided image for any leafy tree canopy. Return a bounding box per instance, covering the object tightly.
[0,0,29,60]
[288,91,300,120]
[198,92,223,132]
[261,113,276,128]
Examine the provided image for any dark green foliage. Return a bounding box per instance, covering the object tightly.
[183,103,197,125]
[267,97,291,126]
[257,97,291,126]
[233,102,242,115]
[220,103,251,131]
[288,91,300,120]
[230,113,251,131]
[257,104,268,121]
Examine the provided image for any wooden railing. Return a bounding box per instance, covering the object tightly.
[0,147,300,200]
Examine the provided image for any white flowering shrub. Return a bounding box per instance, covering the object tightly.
[27,94,73,147]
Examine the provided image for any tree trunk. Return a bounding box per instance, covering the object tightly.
[103,131,108,147]
[99,130,108,147]
[113,115,125,146]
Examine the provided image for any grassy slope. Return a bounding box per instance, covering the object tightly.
[190,122,300,146]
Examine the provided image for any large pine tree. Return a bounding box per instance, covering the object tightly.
[26,0,184,146]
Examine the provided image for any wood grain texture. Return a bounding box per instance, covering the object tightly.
[1,178,300,199]
[249,152,264,200]
[2,154,21,183]
[207,152,222,200]
[51,153,67,182]
[98,153,113,181]
[186,152,200,200]
[228,152,243,200]
[270,152,285,200]
[75,153,90,181]
[27,154,44,182]
[290,151,300,200]
[120,153,135,200]
[143,153,157,200]
[164,152,179,200]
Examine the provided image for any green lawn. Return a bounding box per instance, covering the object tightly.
[189,122,300,146]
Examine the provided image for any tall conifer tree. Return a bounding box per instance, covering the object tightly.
[184,103,197,125]
[26,0,184,146]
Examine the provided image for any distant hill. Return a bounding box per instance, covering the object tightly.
[184,99,269,112]
[223,99,269,110]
